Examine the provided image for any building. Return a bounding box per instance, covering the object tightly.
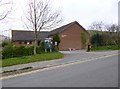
[12,21,90,50]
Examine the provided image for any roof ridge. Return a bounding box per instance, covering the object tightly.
[12,30,50,32]
[49,21,77,35]
[50,21,75,32]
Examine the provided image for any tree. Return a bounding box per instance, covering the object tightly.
[52,33,60,51]
[105,24,119,44]
[24,0,62,55]
[52,33,60,46]
[0,0,12,21]
[81,32,86,49]
[88,21,120,46]
[88,21,105,32]
[90,33,103,46]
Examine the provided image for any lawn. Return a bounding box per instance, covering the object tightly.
[0,52,64,67]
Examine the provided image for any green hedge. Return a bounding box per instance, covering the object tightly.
[2,45,46,59]
[2,44,14,59]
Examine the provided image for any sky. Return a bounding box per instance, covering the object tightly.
[0,0,119,37]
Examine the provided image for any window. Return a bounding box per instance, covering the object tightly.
[19,42,22,44]
[61,35,67,38]
[29,42,32,44]
[24,42,27,44]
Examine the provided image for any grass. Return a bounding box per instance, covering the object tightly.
[0,52,64,67]
[90,44,120,51]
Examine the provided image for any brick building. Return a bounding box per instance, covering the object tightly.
[12,21,90,50]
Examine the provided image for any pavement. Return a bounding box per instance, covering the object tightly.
[1,50,119,73]
[2,52,119,87]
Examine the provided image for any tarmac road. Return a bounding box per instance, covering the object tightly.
[2,53,119,87]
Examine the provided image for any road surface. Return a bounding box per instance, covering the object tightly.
[2,53,119,87]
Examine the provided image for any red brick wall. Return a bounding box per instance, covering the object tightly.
[59,23,89,50]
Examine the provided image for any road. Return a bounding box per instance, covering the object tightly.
[2,53,118,87]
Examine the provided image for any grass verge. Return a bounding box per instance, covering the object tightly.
[0,52,64,67]
[90,44,120,51]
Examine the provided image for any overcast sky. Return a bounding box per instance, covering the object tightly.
[0,0,119,37]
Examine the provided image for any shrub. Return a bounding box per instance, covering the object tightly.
[2,44,56,59]
[2,40,12,47]
[2,44,14,59]
[2,41,8,47]
[25,46,34,55]
[52,34,60,46]
[13,46,26,57]
[36,46,44,54]
[2,45,34,59]
[90,33,104,46]
[81,32,86,49]
[40,41,44,47]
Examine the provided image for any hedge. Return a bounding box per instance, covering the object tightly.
[2,45,46,59]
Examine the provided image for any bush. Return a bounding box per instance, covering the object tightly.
[81,32,86,49]
[90,33,104,46]
[2,41,9,47]
[40,41,44,47]
[2,44,56,59]
[25,46,34,55]
[52,34,60,46]
[13,46,26,57]
[36,46,44,54]
[2,44,14,59]
[2,45,34,59]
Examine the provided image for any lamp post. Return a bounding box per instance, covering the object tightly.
[118,1,120,26]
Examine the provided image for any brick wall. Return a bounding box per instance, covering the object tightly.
[59,23,89,50]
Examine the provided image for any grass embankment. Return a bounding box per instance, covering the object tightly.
[90,44,120,51]
[0,52,64,67]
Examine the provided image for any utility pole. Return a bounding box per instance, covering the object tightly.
[118,1,120,26]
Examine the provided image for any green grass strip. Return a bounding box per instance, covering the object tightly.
[90,44,120,51]
[0,52,64,67]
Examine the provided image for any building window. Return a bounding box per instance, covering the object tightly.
[19,42,22,44]
[24,42,32,44]
[29,41,32,44]
[61,35,67,38]
[27,42,30,45]
[24,42,27,44]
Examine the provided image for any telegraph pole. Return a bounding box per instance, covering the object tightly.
[118,1,120,26]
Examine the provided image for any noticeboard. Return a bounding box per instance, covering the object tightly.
[44,38,53,49]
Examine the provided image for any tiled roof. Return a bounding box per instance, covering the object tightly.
[12,21,88,41]
[12,30,50,41]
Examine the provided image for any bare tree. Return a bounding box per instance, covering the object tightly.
[0,0,12,21]
[24,0,62,55]
[88,21,105,32]
[106,24,120,44]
